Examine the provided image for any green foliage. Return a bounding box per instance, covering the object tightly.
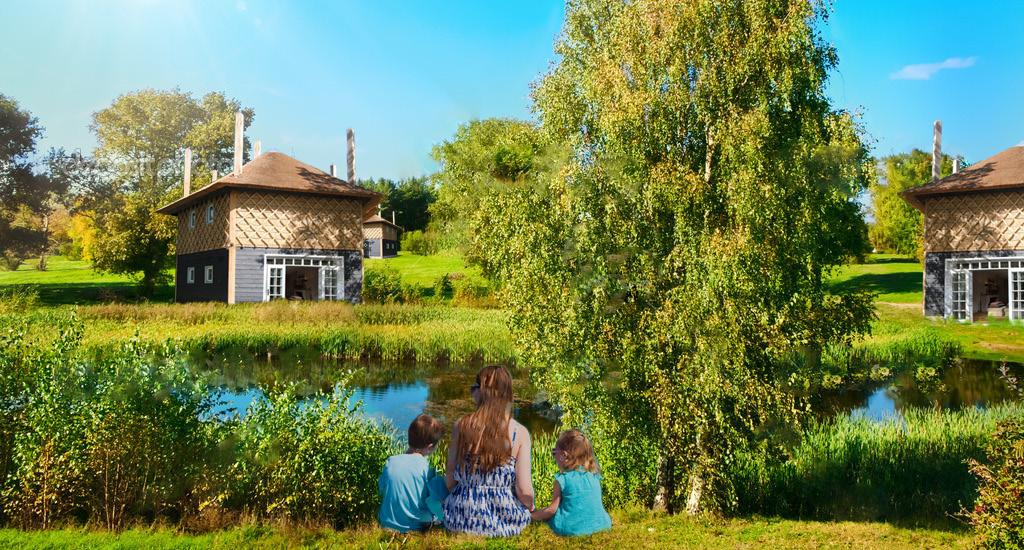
[401,230,433,256]
[0,311,400,529]
[0,315,215,529]
[429,119,548,254]
[86,89,254,296]
[222,386,396,527]
[968,415,1024,548]
[0,95,65,268]
[868,150,955,259]
[432,273,454,300]
[362,267,420,304]
[359,177,436,232]
[733,404,1023,525]
[471,0,877,513]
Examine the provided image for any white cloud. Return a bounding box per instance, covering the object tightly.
[890,57,977,80]
[235,0,248,12]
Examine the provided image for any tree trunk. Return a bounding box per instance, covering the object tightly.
[652,452,676,513]
[38,212,49,272]
[684,467,704,515]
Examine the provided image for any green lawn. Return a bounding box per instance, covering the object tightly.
[0,253,479,306]
[828,254,922,303]
[365,251,485,288]
[0,511,971,549]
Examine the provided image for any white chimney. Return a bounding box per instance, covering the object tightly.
[233,111,244,175]
[211,169,219,182]
[330,164,337,177]
[254,139,261,158]
[183,147,192,197]
[953,157,961,174]
[932,120,942,181]
[346,128,356,183]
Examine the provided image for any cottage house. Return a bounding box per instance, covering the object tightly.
[902,122,1024,322]
[363,213,401,258]
[157,114,380,303]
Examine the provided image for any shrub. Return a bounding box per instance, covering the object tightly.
[0,288,39,315]
[400,230,432,256]
[0,252,23,272]
[432,274,454,301]
[223,386,396,526]
[452,278,496,307]
[363,268,419,304]
[1,317,216,529]
[968,415,1024,548]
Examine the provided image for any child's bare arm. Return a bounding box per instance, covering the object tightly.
[445,421,460,490]
[531,480,561,521]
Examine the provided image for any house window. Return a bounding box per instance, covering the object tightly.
[186,267,195,284]
[950,270,968,321]
[206,204,215,224]
[1012,270,1024,321]
[204,265,214,284]
[188,210,196,229]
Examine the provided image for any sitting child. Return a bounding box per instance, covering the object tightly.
[531,429,612,536]
[378,414,447,533]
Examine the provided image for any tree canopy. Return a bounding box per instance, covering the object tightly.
[85,89,253,295]
[0,94,66,269]
[358,176,436,232]
[868,149,954,259]
[464,0,875,513]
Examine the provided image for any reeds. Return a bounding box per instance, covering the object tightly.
[734,403,1024,525]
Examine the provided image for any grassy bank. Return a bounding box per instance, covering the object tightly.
[0,511,971,549]
[70,302,515,363]
[829,254,923,304]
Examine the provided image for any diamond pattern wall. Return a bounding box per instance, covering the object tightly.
[925,189,1024,253]
[233,190,364,250]
[177,192,230,254]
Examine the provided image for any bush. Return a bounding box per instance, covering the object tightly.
[432,274,454,301]
[1,318,216,529]
[0,288,39,315]
[400,230,433,256]
[968,415,1024,548]
[0,252,23,272]
[224,386,396,526]
[363,268,419,304]
[452,278,496,308]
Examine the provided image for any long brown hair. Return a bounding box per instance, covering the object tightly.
[456,365,514,473]
[555,430,599,474]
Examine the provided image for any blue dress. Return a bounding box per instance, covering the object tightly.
[442,431,530,537]
[549,469,612,537]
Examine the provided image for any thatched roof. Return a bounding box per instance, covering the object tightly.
[157,152,380,215]
[903,146,1024,210]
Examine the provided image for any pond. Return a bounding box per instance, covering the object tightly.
[193,349,1024,434]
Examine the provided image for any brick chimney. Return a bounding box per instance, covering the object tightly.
[346,128,356,184]
[932,120,942,181]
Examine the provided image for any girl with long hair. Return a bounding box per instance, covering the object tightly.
[443,365,534,536]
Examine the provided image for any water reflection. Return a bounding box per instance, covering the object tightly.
[193,350,1023,433]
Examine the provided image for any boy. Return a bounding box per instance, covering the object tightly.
[378,414,447,533]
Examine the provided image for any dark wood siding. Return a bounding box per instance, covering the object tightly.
[176,248,229,303]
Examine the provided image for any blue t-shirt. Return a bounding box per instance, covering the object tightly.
[377,453,447,533]
[550,469,612,537]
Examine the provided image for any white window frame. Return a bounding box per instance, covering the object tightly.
[188,210,196,229]
[186,267,195,284]
[206,204,215,224]
[204,265,214,284]
[262,254,345,302]
[1011,269,1024,322]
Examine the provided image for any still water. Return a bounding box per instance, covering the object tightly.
[194,349,1023,432]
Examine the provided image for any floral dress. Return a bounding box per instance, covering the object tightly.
[443,432,531,537]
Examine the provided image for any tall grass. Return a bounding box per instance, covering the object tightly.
[72,302,515,363]
[734,403,1024,525]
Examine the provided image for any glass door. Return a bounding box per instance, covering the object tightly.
[320,266,340,301]
[950,269,970,321]
[1011,269,1024,322]
[266,265,284,301]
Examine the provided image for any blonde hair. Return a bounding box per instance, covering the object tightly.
[456,365,514,473]
[555,430,599,474]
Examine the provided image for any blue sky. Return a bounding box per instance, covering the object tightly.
[1,0,1021,180]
